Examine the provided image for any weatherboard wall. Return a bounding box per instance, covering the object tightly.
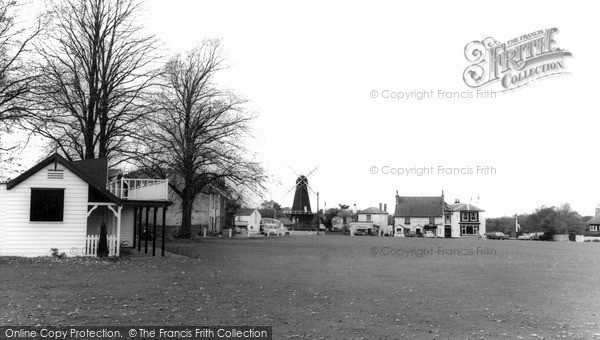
[1,163,88,257]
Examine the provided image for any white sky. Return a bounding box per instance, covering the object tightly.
[9,0,599,218]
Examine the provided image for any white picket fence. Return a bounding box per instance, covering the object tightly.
[84,235,118,256]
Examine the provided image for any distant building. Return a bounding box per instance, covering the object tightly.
[357,203,390,235]
[446,201,486,238]
[393,191,485,238]
[235,208,261,234]
[586,205,600,233]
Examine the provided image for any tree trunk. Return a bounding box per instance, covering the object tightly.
[178,192,194,238]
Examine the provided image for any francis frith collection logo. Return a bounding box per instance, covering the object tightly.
[463,28,572,91]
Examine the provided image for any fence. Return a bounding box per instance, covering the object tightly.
[84,235,118,256]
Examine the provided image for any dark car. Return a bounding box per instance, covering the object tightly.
[353,229,367,236]
[486,232,509,240]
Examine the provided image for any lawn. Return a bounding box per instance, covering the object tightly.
[1,235,599,339]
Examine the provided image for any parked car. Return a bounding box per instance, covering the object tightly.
[518,233,532,240]
[424,230,436,238]
[486,232,509,240]
[529,232,544,240]
[353,229,367,236]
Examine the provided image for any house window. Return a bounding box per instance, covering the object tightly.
[445,214,451,223]
[469,212,478,222]
[429,217,435,225]
[404,217,411,224]
[591,225,599,232]
[30,188,65,222]
[366,214,372,221]
[461,225,479,235]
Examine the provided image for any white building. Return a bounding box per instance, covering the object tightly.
[0,153,171,257]
[393,192,486,238]
[357,204,390,236]
[234,208,261,235]
[446,201,486,237]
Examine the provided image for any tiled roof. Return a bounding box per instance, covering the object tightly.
[447,203,485,212]
[587,215,600,225]
[394,196,444,217]
[358,207,388,215]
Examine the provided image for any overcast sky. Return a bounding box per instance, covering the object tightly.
[12,0,600,218]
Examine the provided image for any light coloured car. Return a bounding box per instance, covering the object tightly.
[424,230,436,238]
[486,232,509,240]
[518,233,532,240]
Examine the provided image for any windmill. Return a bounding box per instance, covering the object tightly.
[282,165,319,227]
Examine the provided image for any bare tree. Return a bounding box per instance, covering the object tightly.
[0,0,43,132]
[137,40,266,238]
[26,0,159,164]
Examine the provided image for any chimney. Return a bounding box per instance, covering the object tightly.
[384,203,387,212]
[596,204,600,217]
[455,199,460,203]
[379,203,382,211]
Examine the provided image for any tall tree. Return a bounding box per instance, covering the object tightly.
[260,200,282,211]
[26,0,158,164]
[138,40,266,238]
[0,0,43,180]
[0,0,43,132]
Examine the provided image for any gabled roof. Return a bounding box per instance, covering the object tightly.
[6,153,121,205]
[447,202,485,212]
[358,207,388,215]
[394,196,444,217]
[237,208,258,216]
[587,215,600,225]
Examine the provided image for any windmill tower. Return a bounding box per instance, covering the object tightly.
[292,175,312,213]
[283,166,319,228]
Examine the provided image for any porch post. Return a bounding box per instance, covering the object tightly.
[145,206,149,254]
[116,206,122,256]
[162,206,167,257]
[133,207,137,248]
[137,207,143,252]
[152,207,158,256]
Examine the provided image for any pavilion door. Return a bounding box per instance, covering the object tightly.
[444,225,452,238]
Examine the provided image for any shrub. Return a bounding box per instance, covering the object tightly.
[50,248,66,258]
[97,222,109,257]
[539,232,554,241]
